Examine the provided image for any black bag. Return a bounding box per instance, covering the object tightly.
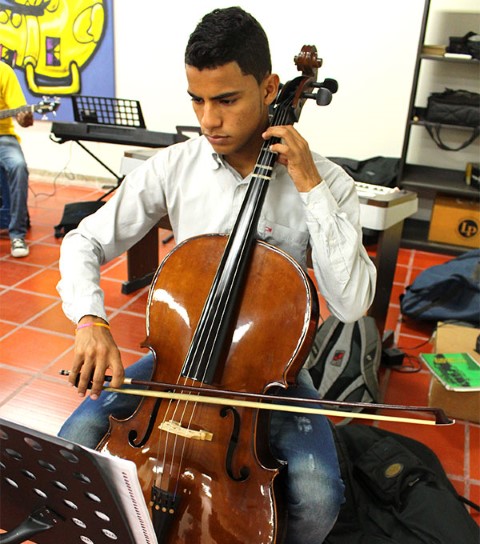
[328,156,400,188]
[447,31,480,60]
[400,249,480,326]
[426,89,480,127]
[326,425,480,544]
[54,200,105,238]
[425,89,480,151]
[304,316,381,410]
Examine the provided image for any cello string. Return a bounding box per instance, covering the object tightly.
[147,374,182,491]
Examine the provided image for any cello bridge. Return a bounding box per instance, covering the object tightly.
[159,420,213,441]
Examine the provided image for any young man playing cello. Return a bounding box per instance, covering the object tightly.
[57,7,376,543]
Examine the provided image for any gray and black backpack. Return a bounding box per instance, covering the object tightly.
[304,315,381,410]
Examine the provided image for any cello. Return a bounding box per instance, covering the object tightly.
[98,46,338,543]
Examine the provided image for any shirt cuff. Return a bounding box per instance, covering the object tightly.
[300,181,338,217]
[64,297,108,325]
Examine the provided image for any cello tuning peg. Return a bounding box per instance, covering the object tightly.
[324,78,339,94]
[315,87,333,106]
[312,78,339,94]
[301,87,333,106]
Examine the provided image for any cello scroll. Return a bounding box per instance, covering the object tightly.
[272,44,338,127]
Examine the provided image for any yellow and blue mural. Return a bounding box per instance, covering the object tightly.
[0,0,114,120]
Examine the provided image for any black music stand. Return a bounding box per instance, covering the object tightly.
[69,95,147,187]
[52,95,148,238]
[0,419,156,544]
[72,96,146,129]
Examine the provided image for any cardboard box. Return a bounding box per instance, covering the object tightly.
[428,323,480,423]
[428,194,480,249]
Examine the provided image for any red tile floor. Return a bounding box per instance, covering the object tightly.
[1,179,479,530]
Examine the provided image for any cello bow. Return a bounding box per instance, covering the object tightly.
[59,371,453,426]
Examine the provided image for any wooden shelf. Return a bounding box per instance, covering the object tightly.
[420,54,480,64]
[409,114,479,133]
[400,164,479,198]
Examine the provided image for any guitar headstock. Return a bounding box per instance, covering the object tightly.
[34,97,61,117]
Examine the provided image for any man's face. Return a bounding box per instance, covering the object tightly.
[186,61,277,162]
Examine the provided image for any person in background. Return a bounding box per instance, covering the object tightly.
[56,7,377,543]
[0,60,32,258]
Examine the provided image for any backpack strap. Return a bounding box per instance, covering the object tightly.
[358,316,381,402]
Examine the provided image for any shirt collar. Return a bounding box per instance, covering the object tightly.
[211,152,223,170]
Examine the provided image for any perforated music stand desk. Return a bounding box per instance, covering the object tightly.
[0,419,156,544]
[72,96,146,129]
[62,95,147,186]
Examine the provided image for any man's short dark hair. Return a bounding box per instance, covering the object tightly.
[185,7,272,84]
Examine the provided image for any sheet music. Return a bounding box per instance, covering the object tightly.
[85,447,158,544]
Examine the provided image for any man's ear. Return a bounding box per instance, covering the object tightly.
[263,73,280,106]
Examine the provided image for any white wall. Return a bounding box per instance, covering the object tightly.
[16,0,479,183]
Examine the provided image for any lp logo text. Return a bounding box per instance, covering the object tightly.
[458,220,478,239]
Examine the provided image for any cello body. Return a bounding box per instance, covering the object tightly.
[99,234,318,542]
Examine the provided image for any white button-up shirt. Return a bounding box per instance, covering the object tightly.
[57,136,376,324]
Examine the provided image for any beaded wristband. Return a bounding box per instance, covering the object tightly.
[75,322,110,333]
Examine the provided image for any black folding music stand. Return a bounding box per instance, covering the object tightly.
[72,96,146,129]
[52,95,148,238]
[0,419,156,544]
[68,95,147,186]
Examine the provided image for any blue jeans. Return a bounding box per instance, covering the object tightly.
[59,356,344,543]
[0,135,29,239]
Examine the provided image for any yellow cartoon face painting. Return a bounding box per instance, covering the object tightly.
[0,0,106,95]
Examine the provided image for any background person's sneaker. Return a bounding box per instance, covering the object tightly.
[11,238,29,258]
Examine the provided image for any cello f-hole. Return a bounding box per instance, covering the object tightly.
[129,397,162,447]
[221,406,250,482]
